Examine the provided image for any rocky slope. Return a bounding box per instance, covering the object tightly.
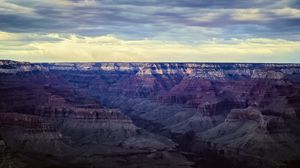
[0,60,300,167]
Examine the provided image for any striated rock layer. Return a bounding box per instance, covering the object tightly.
[1,60,300,167]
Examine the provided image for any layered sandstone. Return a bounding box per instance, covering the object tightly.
[1,60,300,167]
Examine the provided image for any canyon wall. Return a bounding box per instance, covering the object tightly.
[0,60,300,168]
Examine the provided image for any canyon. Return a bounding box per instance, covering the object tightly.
[0,60,300,168]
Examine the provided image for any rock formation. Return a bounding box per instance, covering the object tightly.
[0,60,300,167]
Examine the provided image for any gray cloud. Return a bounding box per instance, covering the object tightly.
[0,0,299,41]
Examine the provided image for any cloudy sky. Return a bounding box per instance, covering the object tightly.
[0,0,300,62]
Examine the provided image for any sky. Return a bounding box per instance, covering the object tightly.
[0,0,300,62]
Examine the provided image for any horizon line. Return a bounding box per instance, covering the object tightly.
[1,59,300,65]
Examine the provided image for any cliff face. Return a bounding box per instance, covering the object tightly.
[1,60,300,167]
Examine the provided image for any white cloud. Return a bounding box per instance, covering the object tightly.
[50,0,96,7]
[0,32,299,62]
[189,12,223,22]
[231,9,267,21]
[0,0,34,14]
[272,7,300,18]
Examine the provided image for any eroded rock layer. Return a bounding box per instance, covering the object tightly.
[1,60,300,168]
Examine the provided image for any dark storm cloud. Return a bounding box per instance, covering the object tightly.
[0,13,73,33]
[0,0,300,41]
[101,0,271,8]
[289,0,300,8]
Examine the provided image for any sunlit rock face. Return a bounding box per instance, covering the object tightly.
[0,60,300,168]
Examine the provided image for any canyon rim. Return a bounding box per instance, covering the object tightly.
[0,60,300,167]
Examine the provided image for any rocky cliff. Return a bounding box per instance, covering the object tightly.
[0,60,300,168]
